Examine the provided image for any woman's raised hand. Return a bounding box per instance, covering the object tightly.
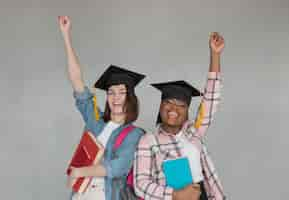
[58,16,71,36]
[209,32,225,54]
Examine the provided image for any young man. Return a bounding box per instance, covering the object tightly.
[133,32,226,200]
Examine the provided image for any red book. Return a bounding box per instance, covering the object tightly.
[66,131,104,193]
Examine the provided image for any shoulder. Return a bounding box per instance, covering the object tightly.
[121,124,145,137]
[118,125,145,144]
[137,131,158,148]
[131,126,146,135]
[184,120,196,132]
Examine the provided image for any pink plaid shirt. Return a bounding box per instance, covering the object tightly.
[133,72,226,200]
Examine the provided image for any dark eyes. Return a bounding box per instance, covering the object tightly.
[163,100,186,108]
[107,91,127,96]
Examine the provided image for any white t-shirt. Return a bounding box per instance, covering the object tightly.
[175,131,204,183]
[90,121,121,189]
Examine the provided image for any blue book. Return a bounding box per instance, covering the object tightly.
[162,157,193,190]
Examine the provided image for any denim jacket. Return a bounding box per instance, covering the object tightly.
[72,87,144,200]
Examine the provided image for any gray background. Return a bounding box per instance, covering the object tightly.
[1,0,288,199]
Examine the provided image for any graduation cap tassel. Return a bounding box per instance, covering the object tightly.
[93,95,100,121]
[194,102,205,129]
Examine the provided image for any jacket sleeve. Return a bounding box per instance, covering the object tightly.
[73,86,102,124]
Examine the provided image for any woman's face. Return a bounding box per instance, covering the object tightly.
[160,98,188,128]
[107,84,127,115]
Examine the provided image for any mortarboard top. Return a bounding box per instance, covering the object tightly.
[151,80,202,106]
[94,65,145,92]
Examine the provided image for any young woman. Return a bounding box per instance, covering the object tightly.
[58,16,145,200]
[133,32,226,200]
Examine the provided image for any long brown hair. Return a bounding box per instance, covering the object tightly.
[103,86,139,124]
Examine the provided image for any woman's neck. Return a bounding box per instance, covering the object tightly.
[110,113,126,124]
[160,124,182,135]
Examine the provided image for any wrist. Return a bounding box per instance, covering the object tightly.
[209,52,221,72]
[62,32,71,41]
[210,50,221,57]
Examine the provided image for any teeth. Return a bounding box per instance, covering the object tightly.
[168,112,178,117]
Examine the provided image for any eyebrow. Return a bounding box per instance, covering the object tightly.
[166,99,187,105]
[108,88,127,92]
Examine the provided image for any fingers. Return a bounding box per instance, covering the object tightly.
[210,32,223,43]
[63,16,69,25]
[68,166,76,176]
[210,32,217,42]
[192,183,201,189]
[216,36,224,47]
[193,184,202,199]
[209,32,225,53]
[58,16,70,26]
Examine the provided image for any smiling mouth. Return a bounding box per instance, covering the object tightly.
[168,111,178,118]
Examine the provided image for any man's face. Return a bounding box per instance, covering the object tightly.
[160,98,189,128]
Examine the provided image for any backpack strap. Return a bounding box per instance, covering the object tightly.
[112,125,135,187]
[113,125,135,150]
[113,125,144,200]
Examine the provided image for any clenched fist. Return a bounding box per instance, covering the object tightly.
[209,32,225,54]
[58,16,72,36]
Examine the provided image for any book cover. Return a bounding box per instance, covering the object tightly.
[66,131,104,193]
[162,157,193,190]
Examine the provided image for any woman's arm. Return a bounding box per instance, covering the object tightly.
[58,16,84,93]
[209,32,224,72]
[192,32,225,138]
[59,16,102,123]
[69,164,106,178]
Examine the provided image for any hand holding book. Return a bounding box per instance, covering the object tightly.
[66,131,104,193]
[162,157,193,190]
[172,183,201,200]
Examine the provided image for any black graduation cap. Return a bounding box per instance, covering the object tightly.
[151,80,202,124]
[94,65,145,92]
[151,80,202,106]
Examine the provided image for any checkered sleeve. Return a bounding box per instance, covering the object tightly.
[193,72,222,138]
[133,134,173,200]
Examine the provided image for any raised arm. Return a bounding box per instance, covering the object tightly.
[58,16,102,124]
[209,32,224,72]
[193,32,225,138]
[58,16,85,92]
